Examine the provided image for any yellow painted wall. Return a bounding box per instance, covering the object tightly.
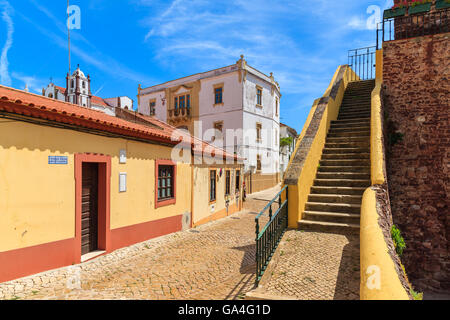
[359,48,409,300]
[370,81,385,186]
[286,65,353,227]
[192,165,241,225]
[375,49,383,82]
[360,189,409,300]
[0,120,192,252]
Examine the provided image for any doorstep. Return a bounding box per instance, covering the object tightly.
[81,250,106,263]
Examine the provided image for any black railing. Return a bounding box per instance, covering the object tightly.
[377,7,450,49]
[347,46,376,82]
[255,185,288,285]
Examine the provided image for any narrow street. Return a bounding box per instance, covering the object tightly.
[0,186,281,300]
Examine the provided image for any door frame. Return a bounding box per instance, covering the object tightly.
[75,153,111,262]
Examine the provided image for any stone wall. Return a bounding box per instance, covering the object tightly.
[383,33,449,293]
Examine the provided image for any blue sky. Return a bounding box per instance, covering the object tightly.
[0,0,393,132]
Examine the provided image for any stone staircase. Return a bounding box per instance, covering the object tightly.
[298,80,375,233]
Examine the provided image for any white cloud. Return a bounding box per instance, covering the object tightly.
[0,0,13,86]
[11,72,48,93]
[17,8,156,86]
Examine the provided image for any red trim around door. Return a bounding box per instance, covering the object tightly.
[74,153,112,262]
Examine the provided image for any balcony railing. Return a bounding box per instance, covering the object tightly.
[377,7,450,49]
[348,46,377,82]
[168,107,191,119]
[255,185,288,285]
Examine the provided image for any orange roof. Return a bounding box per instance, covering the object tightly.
[0,85,176,145]
[53,85,110,107]
[0,85,241,161]
[117,108,242,161]
[91,95,110,107]
[55,86,66,94]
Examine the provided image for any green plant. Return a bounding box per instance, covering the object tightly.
[391,224,406,256]
[280,137,293,148]
[410,0,432,7]
[410,289,423,300]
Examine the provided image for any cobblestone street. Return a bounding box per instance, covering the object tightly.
[250,230,360,300]
[0,184,360,300]
[0,186,280,301]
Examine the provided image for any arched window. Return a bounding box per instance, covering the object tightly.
[48,93,53,98]
[71,79,74,88]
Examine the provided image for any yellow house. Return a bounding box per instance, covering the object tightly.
[0,85,243,283]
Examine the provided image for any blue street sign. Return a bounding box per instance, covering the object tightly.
[48,156,68,165]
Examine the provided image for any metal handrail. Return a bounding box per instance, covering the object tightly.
[255,185,288,220]
[377,7,450,49]
[348,46,377,82]
[255,185,289,285]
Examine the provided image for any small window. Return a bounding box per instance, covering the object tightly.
[71,79,74,88]
[158,166,174,201]
[155,160,176,208]
[257,88,262,106]
[257,155,262,171]
[149,100,156,116]
[174,97,178,110]
[179,95,185,109]
[187,95,191,109]
[275,98,279,115]
[210,170,216,202]
[235,170,240,192]
[82,81,86,89]
[256,123,262,142]
[225,170,231,196]
[215,87,223,104]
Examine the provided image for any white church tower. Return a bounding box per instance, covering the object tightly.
[65,65,92,107]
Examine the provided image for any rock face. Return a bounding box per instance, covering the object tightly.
[383,33,449,293]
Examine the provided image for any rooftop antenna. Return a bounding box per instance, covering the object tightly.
[67,0,71,75]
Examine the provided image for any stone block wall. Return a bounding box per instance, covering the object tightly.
[383,33,449,293]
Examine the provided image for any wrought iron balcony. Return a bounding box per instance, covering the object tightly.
[377,6,449,49]
[168,107,191,120]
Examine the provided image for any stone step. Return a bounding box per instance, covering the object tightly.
[316,171,370,179]
[314,179,371,187]
[338,114,371,120]
[318,166,370,173]
[321,153,370,160]
[331,118,371,125]
[303,211,361,224]
[339,107,371,113]
[323,147,370,154]
[328,126,370,133]
[310,186,367,196]
[325,142,369,149]
[341,102,371,107]
[308,194,363,204]
[326,136,370,143]
[328,131,370,138]
[298,220,360,234]
[320,159,370,167]
[339,109,370,118]
[330,122,370,129]
[305,202,362,214]
[347,81,375,88]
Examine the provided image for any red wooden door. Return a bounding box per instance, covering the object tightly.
[81,163,99,255]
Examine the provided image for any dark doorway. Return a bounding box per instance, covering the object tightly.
[81,163,99,255]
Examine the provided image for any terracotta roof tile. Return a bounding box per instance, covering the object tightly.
[0,85,174,144]
[0,85,242,161]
